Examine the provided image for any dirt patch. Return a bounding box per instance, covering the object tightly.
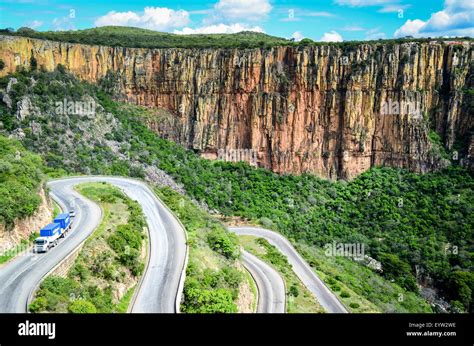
[235,263,256,313]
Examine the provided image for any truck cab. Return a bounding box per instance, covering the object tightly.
[34,237,52,253]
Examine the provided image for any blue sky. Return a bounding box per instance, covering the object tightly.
[0,0,472,41]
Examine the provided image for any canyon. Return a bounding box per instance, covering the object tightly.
[0,35,472,179]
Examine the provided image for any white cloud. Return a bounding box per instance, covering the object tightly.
[394,19,425,37]
[174,23,264,35]
[394,0,474,37]
[365,27,386,39]
[211,0,272,22]
[95,7,190,31]
[291,31,304,41]
[27,20,43,29]
[320,30,343,42]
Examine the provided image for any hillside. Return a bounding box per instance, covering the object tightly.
[0,67,472,312]
[0,135,44,226]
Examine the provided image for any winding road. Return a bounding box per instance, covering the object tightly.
[0,176,344,314]
[229,226,348,313]
[240,250,285,313]
[0,176,187,313]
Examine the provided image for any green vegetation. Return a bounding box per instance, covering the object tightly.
[29,183,147,313]
[2,26,290,49]
[0,136,44,226]
[239,235,324,313]
[68,299,97,313]
[294,243,432,313]
[2,26,472,50]
[429,130,450,160]
[3,68,472,312]
[155,186,243,313]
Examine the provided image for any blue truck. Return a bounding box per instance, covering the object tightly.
[34,223,62,253]
[54,213,72,237]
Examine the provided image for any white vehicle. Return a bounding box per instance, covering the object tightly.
[34,223,61,253]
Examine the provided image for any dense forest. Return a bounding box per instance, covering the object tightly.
[0,67,472,312]
[1,26,472,49]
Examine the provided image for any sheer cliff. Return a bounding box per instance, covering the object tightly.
[0,35,472,179]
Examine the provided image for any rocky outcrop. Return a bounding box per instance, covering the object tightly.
[1,35,472,179]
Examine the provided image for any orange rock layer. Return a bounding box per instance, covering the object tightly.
[1,35,472,179]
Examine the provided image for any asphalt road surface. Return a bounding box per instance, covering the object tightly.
[229,226,348,313]
[240,250,285,313]
[0,177,187,313]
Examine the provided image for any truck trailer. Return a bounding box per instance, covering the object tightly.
[54,213,72,237]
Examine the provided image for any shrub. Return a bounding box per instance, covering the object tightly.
[349,302,360,309]
[68,299,97,313]
[207,227,239,260]
[340,291,351,298]
[289,284,300,297]
[183,287,237,313]
[29,297,48,313]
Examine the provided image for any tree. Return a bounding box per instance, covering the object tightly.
[447,271,474,311]
[17,27,35,34]
[299,38,314,46]
[378,253,418,292]
[184,288,237,313]
[207,227,239,260]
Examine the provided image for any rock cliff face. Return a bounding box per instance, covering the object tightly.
[1,35,472,179]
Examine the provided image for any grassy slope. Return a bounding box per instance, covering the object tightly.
[29,182,147,313]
